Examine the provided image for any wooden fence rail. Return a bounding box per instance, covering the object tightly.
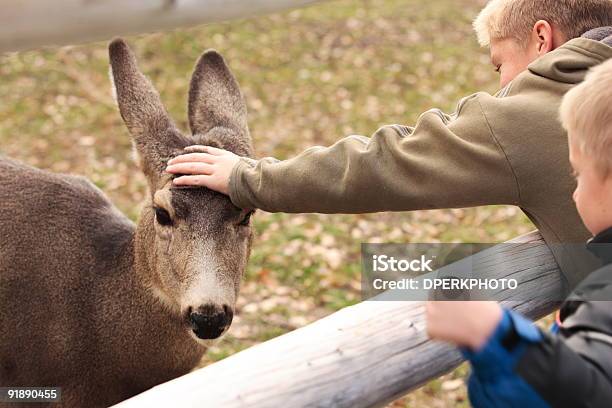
[114,231,563,408]
[0,0,324,53]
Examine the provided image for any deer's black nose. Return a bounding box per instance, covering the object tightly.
[189,304,233,340]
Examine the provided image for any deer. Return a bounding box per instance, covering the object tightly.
[0,39,255,407]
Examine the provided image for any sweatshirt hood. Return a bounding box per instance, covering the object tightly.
[527,29,612,85]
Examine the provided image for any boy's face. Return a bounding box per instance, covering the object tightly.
[490,37,538,88]
[489,21,565,88]
[569,140,612,236]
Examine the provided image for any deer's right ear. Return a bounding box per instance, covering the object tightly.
[109,39,184,186]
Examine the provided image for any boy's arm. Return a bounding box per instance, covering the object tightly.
[464,307,612,408]
[512,331,612,407]
[512,293,612,408]
[461,308,549,408]
[229,94,519,213]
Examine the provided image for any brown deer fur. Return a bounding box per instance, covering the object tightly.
[0,39,254,407]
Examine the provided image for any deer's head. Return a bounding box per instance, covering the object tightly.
[109,39,253,344]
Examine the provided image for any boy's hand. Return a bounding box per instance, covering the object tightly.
[166,145,240,195]
[425,301,503,351]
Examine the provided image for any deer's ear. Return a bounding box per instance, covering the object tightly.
[188,50,248,139]
[109,39,186,186]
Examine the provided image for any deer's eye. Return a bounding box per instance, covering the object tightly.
[154,207,173,226]
[238,210,254,226]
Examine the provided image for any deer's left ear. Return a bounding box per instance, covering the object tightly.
[109,38,188,187]
[188,50,249,144]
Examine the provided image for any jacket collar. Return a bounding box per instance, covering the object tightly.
[586,226,612,265]
[559,227,612,320]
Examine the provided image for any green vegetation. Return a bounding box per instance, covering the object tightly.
[0,0,534,405]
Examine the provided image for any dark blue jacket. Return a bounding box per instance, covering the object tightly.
[464,227,612,408]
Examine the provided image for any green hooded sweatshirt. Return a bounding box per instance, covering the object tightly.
[229,37,612,289]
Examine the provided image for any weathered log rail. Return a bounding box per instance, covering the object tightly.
[0,0,324,53]
[114,231,563,408]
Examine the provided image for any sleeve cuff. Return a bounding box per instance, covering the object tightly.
[461,308,543,378]
[228,158,252,209]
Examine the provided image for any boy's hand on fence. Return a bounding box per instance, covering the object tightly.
[425,301,503,351]
[166,145,239,195]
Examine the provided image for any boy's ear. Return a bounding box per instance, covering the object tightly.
[188,50,250,151]
[109,38,187,187]
[533,20,554,55]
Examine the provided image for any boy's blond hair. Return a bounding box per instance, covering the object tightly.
[560,58,612,177]
[474,0,612,47]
